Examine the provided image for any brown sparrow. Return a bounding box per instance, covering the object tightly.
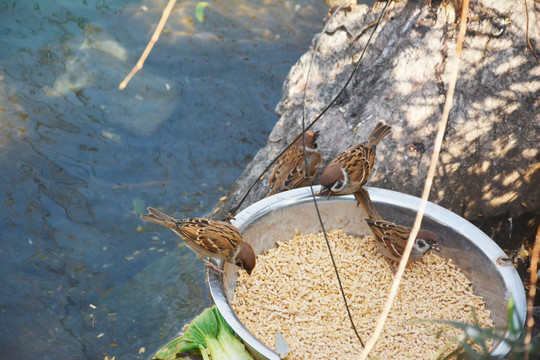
[140,207,256,275]
[266,130,322,197]
[354,188,441,268]
[320,121,392,196]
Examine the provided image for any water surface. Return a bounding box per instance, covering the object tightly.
[0,0,327,358]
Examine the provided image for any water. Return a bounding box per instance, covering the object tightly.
[0,0,328,358]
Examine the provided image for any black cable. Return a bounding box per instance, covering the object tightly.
[299,0,393,349]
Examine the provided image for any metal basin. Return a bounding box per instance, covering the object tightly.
[208,186,526,359]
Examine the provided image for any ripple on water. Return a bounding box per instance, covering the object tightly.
[0,0,329,358]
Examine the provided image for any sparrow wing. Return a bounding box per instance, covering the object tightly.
[366,219,411,260]
[176,218,241,260]
[306,151,322,178]
[267,148,321,196]
[267,153,286,193]
[332,143,375,186]
[141,208,242,262]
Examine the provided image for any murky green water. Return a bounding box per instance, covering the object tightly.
[0,0,327,358]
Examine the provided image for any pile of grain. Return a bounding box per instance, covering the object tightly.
[232,230,494,359]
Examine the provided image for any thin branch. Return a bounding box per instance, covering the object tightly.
[119,0,177,90]
[112,180,171,190]
[525,0,540,65]
[524,225,540,360]
[359,1,471,358]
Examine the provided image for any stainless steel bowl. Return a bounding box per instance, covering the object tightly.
[208,186,526,359]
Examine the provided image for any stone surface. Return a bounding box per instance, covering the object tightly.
[213,0,540,226]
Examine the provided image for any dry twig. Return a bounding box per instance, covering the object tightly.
[359,1,471,358]
[112,180,171,190]
[119,0,177,90]
[524,225,540,360]
[525,0,540,65]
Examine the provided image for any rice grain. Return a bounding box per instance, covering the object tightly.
[232,230,494,360]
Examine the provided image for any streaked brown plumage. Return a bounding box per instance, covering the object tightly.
[266,130,322,197]
[354,188,441,266]
[320,121,392,196]
[140,207,255,275]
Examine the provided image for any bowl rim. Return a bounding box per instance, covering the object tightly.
[208,186,526,359]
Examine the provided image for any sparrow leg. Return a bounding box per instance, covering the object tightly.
[225,212,236,222]
[385,258,397,274]
[353,191,361,207]
[496,256,514,266]
[202,258,224,274]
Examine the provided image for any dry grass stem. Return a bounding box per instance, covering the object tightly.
[118,0,177,90]
[358,1,471,358]
[524,225,540,360]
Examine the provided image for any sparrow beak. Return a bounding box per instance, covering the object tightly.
[317,188,326,196]
[432,243,442,253]
[317,187,332,199]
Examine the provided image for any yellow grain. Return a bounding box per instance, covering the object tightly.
[232,231,494,359]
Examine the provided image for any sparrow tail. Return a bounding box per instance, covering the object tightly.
[140,207,179,229]
[366,121,392,147]
[354,188,382,220]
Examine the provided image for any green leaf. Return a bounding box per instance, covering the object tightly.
[153,336,197,360]
[214,307,254,360]
[195,2,209,23]
[153,306,253,360]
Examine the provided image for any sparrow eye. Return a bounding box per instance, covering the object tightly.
[332,180,344,191]
[415,239,432,252]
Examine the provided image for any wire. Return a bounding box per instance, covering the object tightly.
[230,0,392,217]
[297,0,394,349]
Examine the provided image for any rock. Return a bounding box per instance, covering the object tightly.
[213,0,539,226]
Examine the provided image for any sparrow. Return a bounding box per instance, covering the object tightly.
[140,207,256,275]
[354,188,441,269]
[266,130,322,197]
[320,121,392,196]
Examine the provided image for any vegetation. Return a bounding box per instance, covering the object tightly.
[153,306,253,360]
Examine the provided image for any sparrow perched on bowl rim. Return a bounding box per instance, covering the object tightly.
[266,130,322,197]
[140,207,256,275]
[320,121,392,197]
[354,188,441,270]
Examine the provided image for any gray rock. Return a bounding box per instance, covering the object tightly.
[213,0,540,224]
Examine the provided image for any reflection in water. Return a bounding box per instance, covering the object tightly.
[0,0,327,358]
